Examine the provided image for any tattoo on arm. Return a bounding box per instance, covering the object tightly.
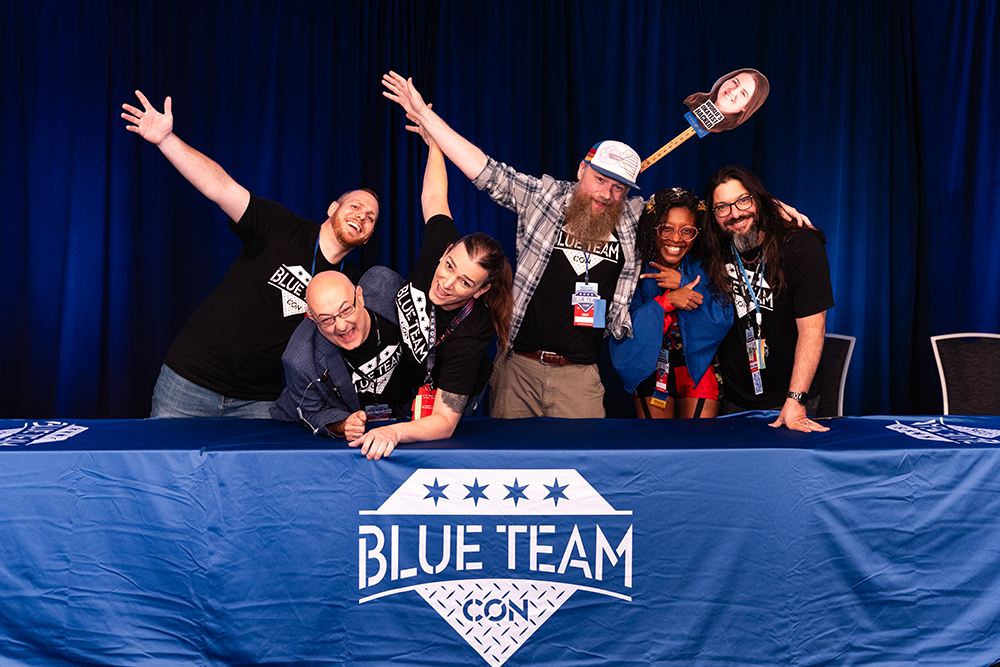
[439,390,468,415]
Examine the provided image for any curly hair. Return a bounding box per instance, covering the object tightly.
[636,187,706,266]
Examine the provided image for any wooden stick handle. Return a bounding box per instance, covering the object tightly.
[640,126,697,172]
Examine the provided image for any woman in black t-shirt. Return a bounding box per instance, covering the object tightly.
[349,137,512,459]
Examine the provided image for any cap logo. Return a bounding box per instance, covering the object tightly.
[585,140,641,189]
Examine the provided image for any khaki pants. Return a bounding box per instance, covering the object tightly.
[489,352,606,418]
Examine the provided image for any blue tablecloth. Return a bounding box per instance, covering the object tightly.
[2,414,999,666]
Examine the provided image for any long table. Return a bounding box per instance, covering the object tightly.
[2,414,1000,666]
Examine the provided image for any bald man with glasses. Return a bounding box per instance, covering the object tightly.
[271,267,413,439]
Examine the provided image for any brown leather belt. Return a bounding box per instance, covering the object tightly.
[515,350,577,366]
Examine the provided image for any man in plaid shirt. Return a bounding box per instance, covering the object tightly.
[384,72,643,418]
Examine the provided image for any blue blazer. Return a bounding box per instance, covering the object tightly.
[610,257,733,394]
[271,266,407,435]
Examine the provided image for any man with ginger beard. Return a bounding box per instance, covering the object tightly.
[475,141,644,419]
[383,69,645,418]
[122,90,379,418]
[271,268,412,438]
[698,165,834,433]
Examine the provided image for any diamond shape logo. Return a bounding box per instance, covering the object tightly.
[357,469,633,665]
[417,579,576,667]
[0,422,88,447]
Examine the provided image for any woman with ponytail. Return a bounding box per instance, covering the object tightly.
[350,132,512,459]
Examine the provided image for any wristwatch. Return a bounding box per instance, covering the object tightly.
[787,391,809,406]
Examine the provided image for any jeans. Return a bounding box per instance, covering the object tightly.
[150,364,276,419]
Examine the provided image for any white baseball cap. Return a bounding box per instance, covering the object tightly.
[583,140,641,190]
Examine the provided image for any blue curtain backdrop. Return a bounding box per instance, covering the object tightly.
[2,0,998,419]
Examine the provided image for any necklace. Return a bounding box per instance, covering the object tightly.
[739,247,763,265]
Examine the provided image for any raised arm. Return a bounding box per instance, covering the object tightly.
[122,90,250,222]
[382,72,488,182]
[422,142,452,222]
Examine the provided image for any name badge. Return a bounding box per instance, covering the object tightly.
[651,348,670,408]
[412,385,436,420]
[364,404,392,423]
[746,327,764,395]
[572,281,606,328]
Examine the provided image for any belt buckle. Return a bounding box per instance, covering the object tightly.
[538,351,561,366]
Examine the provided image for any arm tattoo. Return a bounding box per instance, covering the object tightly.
[439,390,468,415]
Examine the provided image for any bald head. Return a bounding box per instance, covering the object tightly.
[306,271,369,350]
[307,270,355,314]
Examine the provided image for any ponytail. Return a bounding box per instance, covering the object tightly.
[459,233,514,353]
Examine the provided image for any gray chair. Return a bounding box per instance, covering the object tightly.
[810,333,856,417]
[931,333,1000,415]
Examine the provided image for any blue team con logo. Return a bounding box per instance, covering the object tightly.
[268,264,312,317]
[0,421,88,447]
[888,417,1000,444]
[358,469,633,666]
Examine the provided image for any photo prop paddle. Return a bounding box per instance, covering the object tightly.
[640,68,770,172]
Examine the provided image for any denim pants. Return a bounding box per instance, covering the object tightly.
[150,364,276,419]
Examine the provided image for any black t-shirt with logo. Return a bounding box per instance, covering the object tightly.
[340,309,408,416]
[716,228,835,408]
[395,215,494,398]
[164,195,339,400]
[514,229,624,365]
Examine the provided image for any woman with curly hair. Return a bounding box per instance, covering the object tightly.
[610,188,732,418]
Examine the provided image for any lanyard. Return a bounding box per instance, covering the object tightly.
[733,244,765,332]
[424,298,475,384]
[311,235,346,277]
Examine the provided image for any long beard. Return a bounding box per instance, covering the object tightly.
[563,187,623,244]
[725,214,762,253]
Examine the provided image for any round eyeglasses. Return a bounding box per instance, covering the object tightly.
[656,225,699,242]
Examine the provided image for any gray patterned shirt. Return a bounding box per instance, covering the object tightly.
[473,157,644,352]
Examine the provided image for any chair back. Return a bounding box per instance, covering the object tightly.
[811,333,856,417]
[931,333,1000,415]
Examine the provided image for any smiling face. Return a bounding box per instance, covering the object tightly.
[430,243,491,311]
[306,271,369,350]
[714,72,758,115]
[712,178,762,252]
[575,163,629,216]
[656,207,698,268]
[328,190,379,249]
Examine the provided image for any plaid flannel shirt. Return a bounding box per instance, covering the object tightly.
[473,157,644,353]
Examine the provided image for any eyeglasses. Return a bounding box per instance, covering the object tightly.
[313,288,358,328]
[656,225,699,242]
[712,194,754,218]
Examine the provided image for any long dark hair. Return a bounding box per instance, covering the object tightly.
[460,232,514,353]
[698,165,825,305]
[636,187,706,266]
[683,69,770,133]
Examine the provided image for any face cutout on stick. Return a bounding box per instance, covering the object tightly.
[641,68,771,173]
[683,68,770,134]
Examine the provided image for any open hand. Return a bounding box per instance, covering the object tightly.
[121,90,173,145]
